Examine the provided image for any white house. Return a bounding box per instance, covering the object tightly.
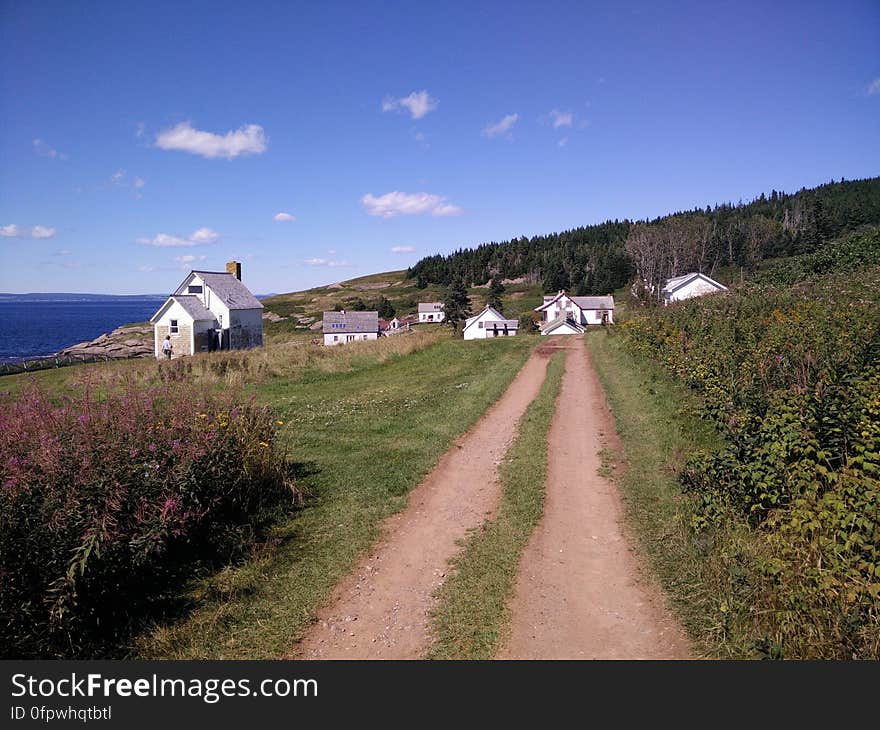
[534,291,614,333]
[462,306,519,340]
[323,310,379,345]
[661,273,728,305]
[150,261,263,359]
[418,302,445,323]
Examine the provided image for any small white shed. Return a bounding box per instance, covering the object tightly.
[462,306,519,340]
[661,273,728,305]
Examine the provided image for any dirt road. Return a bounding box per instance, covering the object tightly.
[291,348,552,659]
[498,341,690,659]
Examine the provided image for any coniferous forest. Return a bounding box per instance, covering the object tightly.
[408,177,880,297]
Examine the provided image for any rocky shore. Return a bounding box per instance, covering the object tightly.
[57,323,153,360]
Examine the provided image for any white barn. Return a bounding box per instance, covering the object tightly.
[661,273,728,305]
[418,302,445,323]
[150,261,263,359]
[323,310,379,345]
[462,306,519,340]
[534,291,614,334]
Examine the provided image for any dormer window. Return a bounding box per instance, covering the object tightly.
[187,285,203,294]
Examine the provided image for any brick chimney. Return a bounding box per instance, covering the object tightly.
[226,261,241,280]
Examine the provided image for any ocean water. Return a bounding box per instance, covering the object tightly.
[0,299,164,362]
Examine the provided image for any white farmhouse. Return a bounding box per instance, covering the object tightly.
[462,306,519,340]
[661,273,728,305]
[534,291,614,334]
[323,310,379,345]
[418,302,445,323]
[150,261,263,358]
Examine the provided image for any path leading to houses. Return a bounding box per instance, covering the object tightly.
[498,340,690,659]
[290,348,552,659]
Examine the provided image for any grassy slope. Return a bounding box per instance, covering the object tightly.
[587,329,762,658]
[138,335,536,658]
[426,350,565,659]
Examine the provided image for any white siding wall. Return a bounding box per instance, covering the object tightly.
[463,309,509,340]
[229,308,264,348]
[419,311,445,322]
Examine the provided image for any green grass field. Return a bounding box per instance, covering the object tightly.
[426,350,565,659]
[137,334,536,658]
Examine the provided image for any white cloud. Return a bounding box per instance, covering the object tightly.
[382,90,438,120]
[273,212,296,222]
[31,226,56,239]
[137,227,219,248]
[188,227,219,244]
[327,249,337,255]
[868,78,880,95]
[548,109,573,128]
[361,191,462,219]
[304,257,352,267]
[133,177,146,189]
[1,224,55,239]
[174,254,208,264]
[155,121,268,159]
[1,224,24,237]
[138,265,159,272]
[558,137,568,148]
[33,138,67,160]
[110,169,126,185]
[54,249,73,256]
[483,113,519,139]
[135,122,146,139]
[391,245,416,253]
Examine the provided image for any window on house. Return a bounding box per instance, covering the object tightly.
[333,335,339,342]
[478,322,484,328]
[187,285,203,294]
[170,319,179,335]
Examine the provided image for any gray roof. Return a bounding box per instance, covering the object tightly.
[323,310,379,334]
[570,295,614,310]
[171,295,215,321]
[418,302,444,313]
[176,271,263,310]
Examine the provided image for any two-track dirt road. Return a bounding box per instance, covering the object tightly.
[290,338,688,660]
[498,341,689,659]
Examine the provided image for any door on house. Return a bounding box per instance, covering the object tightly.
[346,335,355,342]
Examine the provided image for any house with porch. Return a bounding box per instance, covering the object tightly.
[418,302,445,323]
[534,291,614,334]
[150,261,263,358]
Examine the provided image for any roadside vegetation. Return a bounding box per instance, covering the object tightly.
[0,374,295,658]
[427,351,565,659]
[592,228,880,658]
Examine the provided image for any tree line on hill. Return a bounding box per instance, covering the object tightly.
[408,177,880,301]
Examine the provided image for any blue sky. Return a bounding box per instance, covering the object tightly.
[1,0,878,294]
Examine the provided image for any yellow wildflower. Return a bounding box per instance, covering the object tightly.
[259,441,269,447]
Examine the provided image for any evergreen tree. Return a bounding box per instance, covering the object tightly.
[376,296,395,319]
[443,277,472,334]
[487,276,505,310]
